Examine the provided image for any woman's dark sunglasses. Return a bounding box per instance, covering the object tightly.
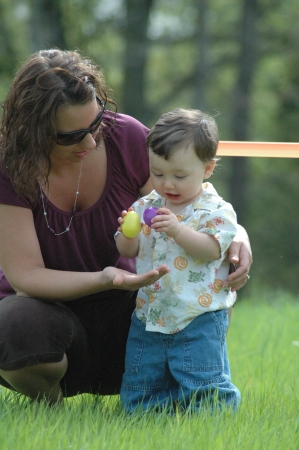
[56,97,105,146]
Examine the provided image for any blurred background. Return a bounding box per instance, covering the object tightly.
[0,0,298,297]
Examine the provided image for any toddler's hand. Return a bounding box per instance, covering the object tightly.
[117,207,135,233]
[151,207,182,238]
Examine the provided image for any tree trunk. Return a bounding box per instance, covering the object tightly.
[192,0,210,111]
[122,0,154,123]
[228,0,259,225]
[29,0,67,52]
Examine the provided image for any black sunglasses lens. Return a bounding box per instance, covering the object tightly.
[57,131,86,145]
[56,99,105,145]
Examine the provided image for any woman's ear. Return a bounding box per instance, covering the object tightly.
[203,160,216,179]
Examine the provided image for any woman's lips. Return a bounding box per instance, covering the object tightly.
[74,149,90,159]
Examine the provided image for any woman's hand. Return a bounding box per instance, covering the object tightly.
[223,225,253,292]
[102,265,170,291]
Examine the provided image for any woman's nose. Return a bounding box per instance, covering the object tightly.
[80,133,96,148]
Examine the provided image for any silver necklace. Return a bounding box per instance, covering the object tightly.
[39,160,83,236]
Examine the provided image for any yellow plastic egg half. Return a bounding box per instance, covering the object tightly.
[121,211,141,238]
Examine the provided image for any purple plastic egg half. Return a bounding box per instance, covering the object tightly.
[143,207,158,227]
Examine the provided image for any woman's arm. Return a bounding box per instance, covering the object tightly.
[138,178,153,197]
[0,204,169,301]
[224,224,252,292]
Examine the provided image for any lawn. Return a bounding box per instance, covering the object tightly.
[1,289,299,449]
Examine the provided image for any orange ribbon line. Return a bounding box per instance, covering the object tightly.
[218,141,299,158]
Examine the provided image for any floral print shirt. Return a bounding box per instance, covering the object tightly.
[129,182,237,334]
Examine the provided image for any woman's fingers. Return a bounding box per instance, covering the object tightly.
[103,265,170,289]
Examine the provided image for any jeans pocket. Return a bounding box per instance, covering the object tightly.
[182,310,228,375]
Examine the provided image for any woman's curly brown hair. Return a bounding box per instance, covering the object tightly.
[0,49,116,200]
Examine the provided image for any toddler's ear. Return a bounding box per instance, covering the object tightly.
[203,160,216,179]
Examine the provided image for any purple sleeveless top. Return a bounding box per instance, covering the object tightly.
[0,112,150,302]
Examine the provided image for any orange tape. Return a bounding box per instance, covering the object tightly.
[217,141,299,158]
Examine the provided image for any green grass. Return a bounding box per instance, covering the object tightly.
[1,290,299,449]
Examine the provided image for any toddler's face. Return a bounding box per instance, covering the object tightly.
[149,143,215,209]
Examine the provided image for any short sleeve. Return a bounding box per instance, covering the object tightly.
[0,167,32,209]
[104,113,150,191]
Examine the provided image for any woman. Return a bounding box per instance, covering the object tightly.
[0,49,252,404]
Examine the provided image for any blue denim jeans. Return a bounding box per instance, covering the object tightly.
[120,309,240,413]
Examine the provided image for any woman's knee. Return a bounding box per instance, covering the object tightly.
[0,295,75,371]
[0,354,68,403]
[0,354,68,384]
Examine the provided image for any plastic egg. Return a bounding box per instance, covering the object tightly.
[143,207,158,227]
[121,211,141,238]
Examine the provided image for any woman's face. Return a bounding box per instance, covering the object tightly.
[50,97,100,164]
